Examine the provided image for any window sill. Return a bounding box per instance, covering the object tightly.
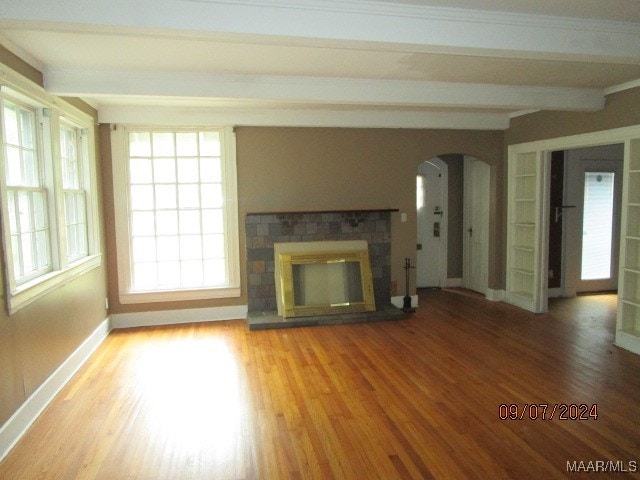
[119,285,241,304]
[8,254,102,315]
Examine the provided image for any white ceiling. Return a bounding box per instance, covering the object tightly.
[1,0,639,129]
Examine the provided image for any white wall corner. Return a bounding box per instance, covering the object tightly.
[391,295,419,309]
[0,316,112,462]
[486,289,505,302]
[446,278,463,288]
[111,305,249,329]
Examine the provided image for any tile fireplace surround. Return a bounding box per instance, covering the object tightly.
[245,210,396,313]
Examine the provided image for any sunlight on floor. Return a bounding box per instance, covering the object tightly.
[132,336,244,461]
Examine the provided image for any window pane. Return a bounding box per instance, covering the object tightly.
[36,231,49,269]
[201,183,223,208]
[33,191,47,229]
[130,185,154,210]
[133,262,157,289]
[157,261,180,287]
[22,149,38,186]
[155,184,177,209]
[18,191,32,232]
[7,191,17,232]
[132,211,155,236]
[178,184,200,208]
[157,236,179,261]
[3,104,19,144]
[130,158,153,184]
[133,237,157,262]
[21,233,34,273]
[11,235,21,276]
[176,132,198,156]
[181,260,203,286]
[204,259,226,285]
[581,172,615,280]
[152,132,175,156]
[199,131,220,156]
[153,158,176,183]
[179,210,201,235]
[203,234,225,259]
[177,157,199,183]
[202,209,223,234]
[180,235,202,260]
[6,146,22,186]
[19,109,35,149]
[129,132,151,156]
[156,210,178,235]
[200,157,222,183]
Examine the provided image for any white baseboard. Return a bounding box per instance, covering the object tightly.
[615,330,640,356]
[0,316,111,462]
[446,278,463,288]
[486,289,505,302]
[391,295,418,309]
[111,304,248,329]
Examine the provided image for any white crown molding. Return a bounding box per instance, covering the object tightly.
[45,69,605,112]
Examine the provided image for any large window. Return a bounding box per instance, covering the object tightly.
[111,126,239,303]
[0,76,101,314]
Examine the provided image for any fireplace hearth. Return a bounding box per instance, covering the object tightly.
[245,209,407,329]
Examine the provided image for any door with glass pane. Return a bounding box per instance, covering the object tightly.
[577,160,622,293]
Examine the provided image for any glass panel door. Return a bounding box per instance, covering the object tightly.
[581,172,615,280]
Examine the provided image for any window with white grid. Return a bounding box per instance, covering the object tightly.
[2,99,51,284]
[127,130,231,292]
[0,71,101,315]
[60,123,89,262]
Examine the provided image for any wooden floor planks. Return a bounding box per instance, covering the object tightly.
[1,289,639,479]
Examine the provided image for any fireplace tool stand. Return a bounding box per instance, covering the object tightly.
[402,257,415,313]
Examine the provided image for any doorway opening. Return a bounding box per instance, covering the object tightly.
[548,144,623,298]
[415,155,490,296]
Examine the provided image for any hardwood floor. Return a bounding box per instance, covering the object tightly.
[1,289,639,479]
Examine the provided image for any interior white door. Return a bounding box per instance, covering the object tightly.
[463,158,490,295]
[416,160,446,288]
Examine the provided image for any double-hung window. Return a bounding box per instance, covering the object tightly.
[0,69,101,314]
[111,126,240,303]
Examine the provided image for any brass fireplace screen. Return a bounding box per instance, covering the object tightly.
[275,241,376,318]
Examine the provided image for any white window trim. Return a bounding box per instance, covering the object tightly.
[0,65,102,315]
[111,125,240,304]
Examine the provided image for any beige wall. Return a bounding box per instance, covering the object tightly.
[104,126,504,313]
[236,127,505,296]
[0,46,109,426]
[506,87,640,145]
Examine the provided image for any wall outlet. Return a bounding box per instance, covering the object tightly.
[104,298,109,310]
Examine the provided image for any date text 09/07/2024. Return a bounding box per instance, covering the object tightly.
[499,403,598,421]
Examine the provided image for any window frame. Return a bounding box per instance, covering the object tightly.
[0,68,102,315]
[110,125,240,304]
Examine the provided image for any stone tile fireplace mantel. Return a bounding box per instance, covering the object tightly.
[245,209,398,318]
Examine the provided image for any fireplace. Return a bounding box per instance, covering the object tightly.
[274,240,376,318]
[245,209,398,326]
